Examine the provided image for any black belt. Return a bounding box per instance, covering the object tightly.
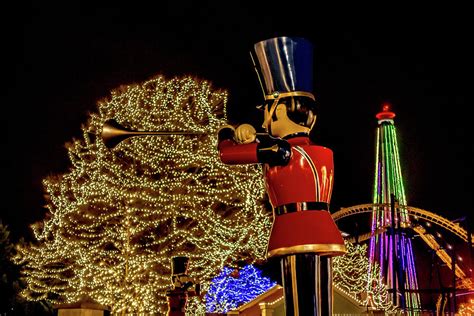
[275,202,329,216]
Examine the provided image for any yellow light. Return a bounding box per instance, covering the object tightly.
[14,75,272,314]
[333,241,397,312]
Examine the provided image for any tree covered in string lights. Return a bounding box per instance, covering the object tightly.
[458,299,474,316]
[14,75,272,314]
[205,264,276,313]
[0,220,53,315]
[333,241,396,312]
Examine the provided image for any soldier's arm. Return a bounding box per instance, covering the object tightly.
[218,125,291,166]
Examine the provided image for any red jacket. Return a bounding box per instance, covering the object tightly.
[218,133,345,258]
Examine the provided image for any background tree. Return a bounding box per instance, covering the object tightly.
[1,220,52,315]
[205,264,276,313]
[14,75,272,314]
[333,241,396,312]
[0,219,16,313]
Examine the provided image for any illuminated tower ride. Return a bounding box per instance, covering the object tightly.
[368,103,421,312]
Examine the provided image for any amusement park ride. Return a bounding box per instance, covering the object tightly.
[333,203,473,314]
[332,104,473,315]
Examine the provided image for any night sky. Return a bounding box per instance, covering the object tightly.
[4,1,472,243]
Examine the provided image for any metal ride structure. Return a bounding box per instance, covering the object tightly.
[367,104,421,312]
[332,104,472,314]
[332,203,473,313]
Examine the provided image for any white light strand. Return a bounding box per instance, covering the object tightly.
[333,241,397,312]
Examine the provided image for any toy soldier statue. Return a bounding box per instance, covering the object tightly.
[217,36,346,315]
[166,256,199,316]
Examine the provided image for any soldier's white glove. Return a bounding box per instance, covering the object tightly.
[235,124,256,144]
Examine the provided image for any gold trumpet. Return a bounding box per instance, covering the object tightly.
[101,119,206,149]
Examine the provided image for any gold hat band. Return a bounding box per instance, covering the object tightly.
[262,91,316,130]
[265,91,315,101]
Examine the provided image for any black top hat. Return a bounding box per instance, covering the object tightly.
[171,256,189,275]
[251,37,314,97]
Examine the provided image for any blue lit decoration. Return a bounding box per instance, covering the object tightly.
[205,264,277,313]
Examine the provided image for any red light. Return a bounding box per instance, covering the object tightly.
[376,102,396,120]
[382,102,391,112]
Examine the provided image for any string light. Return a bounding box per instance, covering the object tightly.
[370,107,420,311]
[458,298,474,315]
[333,241,396,312]
[205,265,276,313]
[14,75,272,314]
